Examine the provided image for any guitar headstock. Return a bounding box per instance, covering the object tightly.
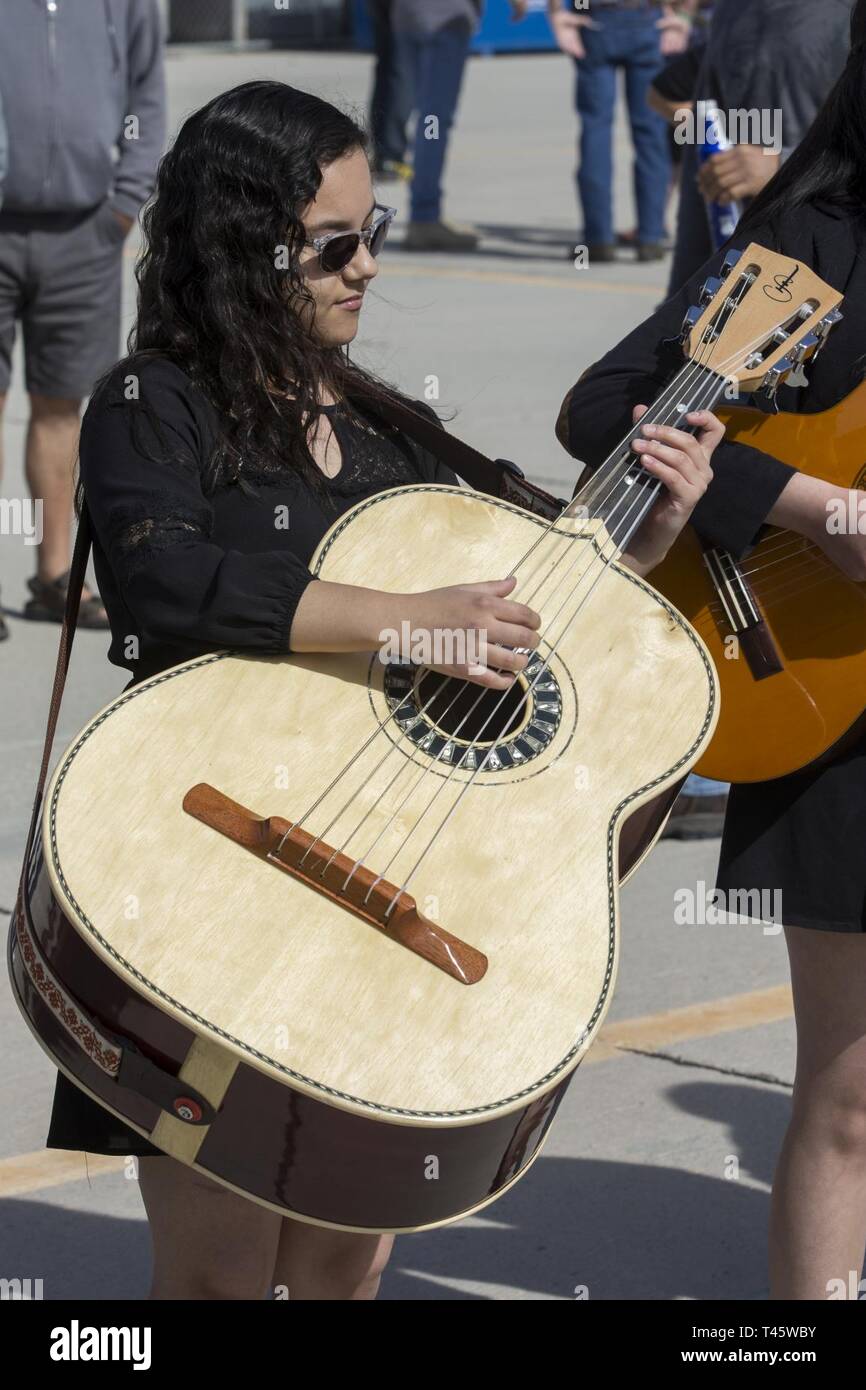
[681,243,844,399]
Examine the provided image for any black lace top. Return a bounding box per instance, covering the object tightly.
[79,357,460,681]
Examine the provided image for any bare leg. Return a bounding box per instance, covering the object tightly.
[271,1215,394,1301]
[138,1155,395,1301]
[138,1156,283,1300]
[769,926,866,1299]
[25,393,81,583]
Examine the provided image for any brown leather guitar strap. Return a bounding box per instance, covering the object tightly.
[13,509,125,1075]
[348,381,572,522]
[12,511,216,1123]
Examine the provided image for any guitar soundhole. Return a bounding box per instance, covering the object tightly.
[416,669,527,744]
[381,654,564,772]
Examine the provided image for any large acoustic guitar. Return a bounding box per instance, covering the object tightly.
[652,377,865,783]
[10,246,839,1234]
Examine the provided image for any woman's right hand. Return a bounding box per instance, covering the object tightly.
[398,576,542,691]
[289,575,541,677]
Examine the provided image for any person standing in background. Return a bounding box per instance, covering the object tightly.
[366,0,414,181]
[667,0,853,295]
[0,0,165,636]
[533,0,698,263]
[392,0,484,252]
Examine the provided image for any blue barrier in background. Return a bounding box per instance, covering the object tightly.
[350,0,559,54]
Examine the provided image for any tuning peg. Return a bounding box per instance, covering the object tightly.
[809,308,843,361]
[700,276,723,305]
[721,249,742,277]
[793,331,820,362]
[763,356,795,399]
[681,304,702,340]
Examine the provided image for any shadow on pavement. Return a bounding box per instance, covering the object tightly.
[0,1080,787,1300]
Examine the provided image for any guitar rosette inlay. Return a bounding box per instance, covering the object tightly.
[377,649,566,776]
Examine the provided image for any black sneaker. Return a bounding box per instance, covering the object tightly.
[636,242,669,263]
[585,243,618,263]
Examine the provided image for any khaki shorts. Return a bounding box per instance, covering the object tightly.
[0,200,125,399]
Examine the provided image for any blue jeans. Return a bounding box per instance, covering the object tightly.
[367,0,413,164]
[397,19,472,223]
[574,8,671,245]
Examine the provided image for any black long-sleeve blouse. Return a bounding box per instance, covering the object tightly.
[53,356,462,1160]
[79,356,460,682]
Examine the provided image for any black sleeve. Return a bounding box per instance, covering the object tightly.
[79,361,318,653]
[559,221,800,560]
[652,44,705,103]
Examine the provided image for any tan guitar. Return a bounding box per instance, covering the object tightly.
[652,342,866,784]
[9,245,837,1234]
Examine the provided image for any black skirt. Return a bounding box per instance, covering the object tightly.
[716,733,866,934]
[46,1071,163,1157]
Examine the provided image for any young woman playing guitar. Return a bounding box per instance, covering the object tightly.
[560,0,866,1301]
[50,81,721,1300]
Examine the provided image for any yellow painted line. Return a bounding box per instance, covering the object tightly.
[0,1149,124,1197]
[384,262,661,295]
[586,983,794,1064]
[1,984,793,1198]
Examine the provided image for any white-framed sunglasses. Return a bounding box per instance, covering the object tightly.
[304,203,397,273]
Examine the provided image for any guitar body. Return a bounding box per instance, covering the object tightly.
[11,485,717,1232]
[651,383,866,783]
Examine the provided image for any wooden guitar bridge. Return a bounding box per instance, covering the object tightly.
[183,784,487,985]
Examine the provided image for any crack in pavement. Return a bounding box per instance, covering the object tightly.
[617,1045,793,1090]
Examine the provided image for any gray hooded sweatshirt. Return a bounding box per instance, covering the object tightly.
[0,0,165,218]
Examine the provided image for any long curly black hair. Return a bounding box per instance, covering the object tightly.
[93,80,414,504]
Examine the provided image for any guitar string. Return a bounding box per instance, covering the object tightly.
[312,323,757,877]
[700,549,831,615]
[281,351,730,849]
[372,384,733,913]
[283,286,792,861]
[314,345,768,867]
[352,360,760,891]
[303,305,801,897]
[741,543,866,581]
[350,304,815,901]
[699,547,863,622]
[365,298,817,907]
[359,355,746,902]
[273,288,801,896]
[278,348,731,861]
[702,564,863,618]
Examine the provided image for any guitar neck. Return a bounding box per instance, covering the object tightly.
[570,363,731,559]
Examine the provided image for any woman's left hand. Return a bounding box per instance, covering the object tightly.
[621,404,724,576]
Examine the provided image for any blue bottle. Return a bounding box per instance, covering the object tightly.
[697,98,742,248]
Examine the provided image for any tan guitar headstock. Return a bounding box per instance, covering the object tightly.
[682,243,844,398]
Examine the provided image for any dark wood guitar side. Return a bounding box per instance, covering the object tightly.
[9,794,671,1233]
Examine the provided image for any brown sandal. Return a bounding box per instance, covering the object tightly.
[24,571,110,629]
